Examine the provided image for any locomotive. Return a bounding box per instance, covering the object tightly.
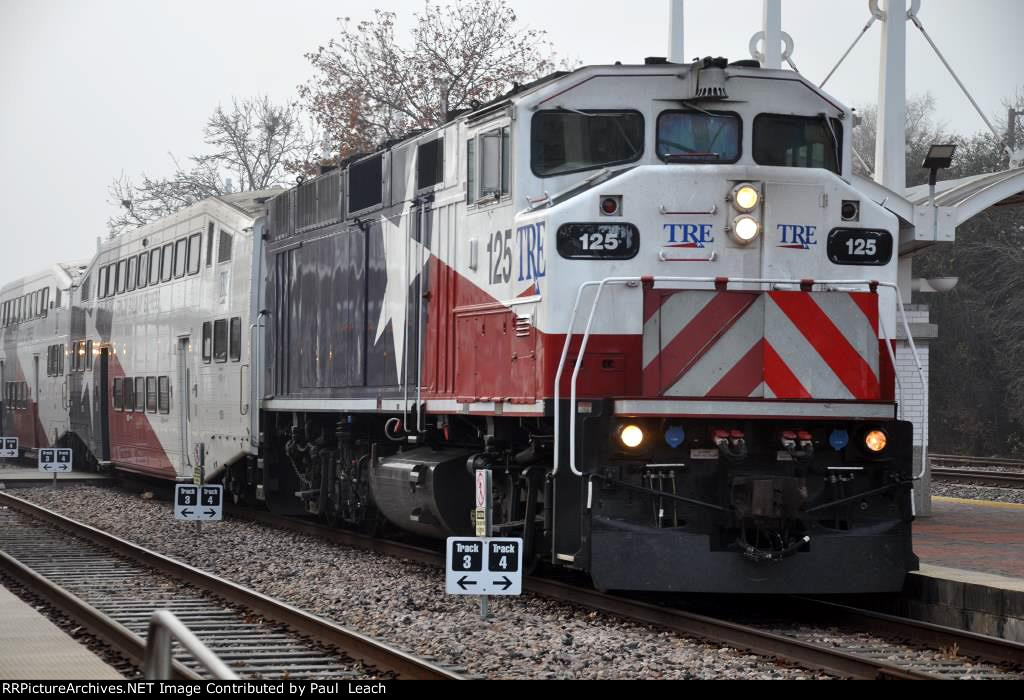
[1,57,918,593]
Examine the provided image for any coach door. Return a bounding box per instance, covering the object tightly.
[98,348,110,461]
[33,355,40,447]
[178,337,191,475]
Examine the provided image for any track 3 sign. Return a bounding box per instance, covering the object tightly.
[445,537,523,596]
[174,484,223,521]
[38,448,72,472]
[0,438,18,459]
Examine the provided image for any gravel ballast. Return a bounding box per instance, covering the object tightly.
[932,483,1024,504]
[8,484,825,680]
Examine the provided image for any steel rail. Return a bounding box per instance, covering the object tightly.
[931,454,1024,468]
[0,548,200,681]
[931,468,1024,488]
[225,507,956,679]
[0,491,463,681]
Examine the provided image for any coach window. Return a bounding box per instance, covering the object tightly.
[753,114,843,174]
[161,243,174,282]
[80,275,91,302]
[213,319,228,363]
[137,252,149,288]
[135,377,145,412]
[187,233,201,275]
[68,342,77,373]
[202,322,212,364]
[146,377,157,413]
[218,230,233,263]
[86,340,93,371]
[113,377,123,411]
[174,238,188,278]
[127,257,138,292]
[229,317,241,362]
[206,222,215,267]
[417,138,444,190]
[58,344,64,376]
[123,377,134,411]
[117,260,128,294]
[41,288,49,316]
[158,376,170,414]
[97,266,107,299]
[531,110,644,178]
[149,248,162,286]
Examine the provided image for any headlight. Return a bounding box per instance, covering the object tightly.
[864,429,888,453]
[619,425,645,449]
[732,215,761,244]
[732,184,760,212]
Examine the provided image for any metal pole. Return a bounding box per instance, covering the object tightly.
[762,0,783,70]
[668,0,685,64]
[874,0,908,192]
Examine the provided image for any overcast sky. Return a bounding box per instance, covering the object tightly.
[1,0,1022,283]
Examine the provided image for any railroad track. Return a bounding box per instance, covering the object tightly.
[930,454,1024,488]
[226,506,1024,680]
[0,491,463,680]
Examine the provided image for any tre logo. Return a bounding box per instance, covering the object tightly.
[777,224,818,250]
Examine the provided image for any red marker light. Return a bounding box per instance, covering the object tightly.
[601,197,619,215]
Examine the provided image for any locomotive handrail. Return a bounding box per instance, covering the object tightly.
[553,277,927,484]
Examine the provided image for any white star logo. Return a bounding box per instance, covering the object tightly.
[374,215,429,381]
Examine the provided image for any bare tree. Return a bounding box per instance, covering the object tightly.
[299,0,566,160]
[108,96,318,236]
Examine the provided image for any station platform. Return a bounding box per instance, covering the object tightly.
[894,497,1024,642]
[0,462,111,488]
[0,582,123,679]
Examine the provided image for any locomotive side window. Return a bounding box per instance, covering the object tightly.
[213,319,228,363]
[531,110,644,178]
[348,154,384,213]
[417,138,444,190]
[187,234,201,275]
[174,238,188,278]
[86,340,93,371]
[467,127,510,203]
[146,377,157,413]
[135,377,145,412]
[557,223,641,260]
[158,376,170,414]
[753,114,843,174]
[202,322,212,364]
[206,223,214,266]
[113,377,123,411]
[218,230,233,263]
[161,243,174,282]
[657,111,741,163]
[229,317,241,362]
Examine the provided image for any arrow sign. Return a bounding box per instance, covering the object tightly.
[204,509,216,518]
[492,576,513,591]
[457,576,477,591]
[180,509,194,518]
[175,484,223,522]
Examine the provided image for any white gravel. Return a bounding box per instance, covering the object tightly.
[9,484,828,680]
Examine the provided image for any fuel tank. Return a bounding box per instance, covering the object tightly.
[369,447,475,538]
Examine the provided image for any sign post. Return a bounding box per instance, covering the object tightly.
[174,483,222,522]
[475,469,492,619]
[0,438,18,460]
[38,448,72,488]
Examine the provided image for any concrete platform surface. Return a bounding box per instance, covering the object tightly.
[0,464,111,487]
[0,583,123,679]
[915,496,1024,580]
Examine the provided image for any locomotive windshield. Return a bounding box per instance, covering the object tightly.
[531,110,644,177]
[753,114,843,174]
[657,110,741,163]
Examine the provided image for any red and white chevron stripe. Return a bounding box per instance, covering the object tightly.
[642,290,881,401]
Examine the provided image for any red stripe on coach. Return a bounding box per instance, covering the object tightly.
[763,340,812,399]
[645,292,759,394]
[708,340,765,398]
[769,293,880,399]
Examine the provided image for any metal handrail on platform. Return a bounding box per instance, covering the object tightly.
[143,610,238,680]
[552,276,927,482]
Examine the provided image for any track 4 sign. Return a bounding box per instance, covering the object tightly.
[38,448,72,472]
[445,537,523,596]
[174,484,223,521]
[0,438,18,459]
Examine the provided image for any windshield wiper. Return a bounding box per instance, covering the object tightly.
[662,152,721,163]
